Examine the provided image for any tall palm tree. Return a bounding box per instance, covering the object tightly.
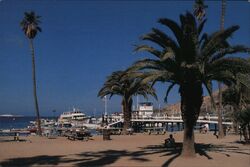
[236,107,250,142]
[129,12,250,156]
[20,11,42,135]
[222,73,250,133]
[98,70,157,134]
[217,0,227,139]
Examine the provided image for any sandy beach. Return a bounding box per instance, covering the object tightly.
[0,132,249,167]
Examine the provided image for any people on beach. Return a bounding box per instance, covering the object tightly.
[200,123,209,134]
[165,134,176,148]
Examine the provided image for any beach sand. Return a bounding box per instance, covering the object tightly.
[0,132,249,167]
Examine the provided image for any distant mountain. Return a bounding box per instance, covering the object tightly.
[162,88,227,116]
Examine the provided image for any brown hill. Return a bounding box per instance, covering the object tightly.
[162,89,226,116]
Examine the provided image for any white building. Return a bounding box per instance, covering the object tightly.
[138,102,153,118]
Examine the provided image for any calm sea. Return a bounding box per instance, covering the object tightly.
[0,117,217,131]
[0,116,53,130]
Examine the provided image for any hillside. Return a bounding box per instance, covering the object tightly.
[162,89,225,116]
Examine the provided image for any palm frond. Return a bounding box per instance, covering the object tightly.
[210,45,250,62]
[237,73,250,90]
[151,28,179,52]
[20,11,42,39]
[158,18,183,48]
[202,25,240,59]
[134,45,162,58]
[141,70,174,85]
[164,82,176,103]
[208,57,250,75]
[197,19,207,35]
[129,59,164,71]
[206,71,236,86]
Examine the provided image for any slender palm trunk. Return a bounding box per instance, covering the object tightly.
[180,82,203,157]
[217,85,224,138]
[248,124,250,142]
[217,0,226,139]
[242,126,248,141]
[122,98,132,134]
[29,39,42,136]
[234,92,242,134]
[233,105,239,134]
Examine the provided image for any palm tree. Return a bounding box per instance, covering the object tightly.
[129,12,250,156]
[20,11,42,135]
[237,108,250,142]
[98,70,157,134]
[193,0,208,24]
[222,74,250,133]
[217,0,227,139]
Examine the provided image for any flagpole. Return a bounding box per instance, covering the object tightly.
[104,95,107,116]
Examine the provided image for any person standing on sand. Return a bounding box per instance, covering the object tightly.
[204,123,209,133]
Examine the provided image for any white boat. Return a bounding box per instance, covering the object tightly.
[58,108,88,123]
[0,114,23,117]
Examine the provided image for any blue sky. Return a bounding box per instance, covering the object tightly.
[0,0,249,116]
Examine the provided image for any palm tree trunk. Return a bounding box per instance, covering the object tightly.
[29,39,42,136]
[217,0,226,139]
[122,98,132,134]
[234,92,242,134]
[242,126,248,141]
[180,82,203,157]
[232,106,239,134]
[217,85,225,138]
[247,124,250,142]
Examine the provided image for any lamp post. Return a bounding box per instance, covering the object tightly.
[103,95,108,124]
[104,95,108,116]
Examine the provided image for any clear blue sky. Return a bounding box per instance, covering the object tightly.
[0,0,249,116]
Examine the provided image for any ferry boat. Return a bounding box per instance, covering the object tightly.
[58,108,88,123]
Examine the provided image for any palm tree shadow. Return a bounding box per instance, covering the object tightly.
[151,142,250,167]
[75,150,128,166]
[140,142,182,167]
[0,139,28,143]
[1,142,248,167]
[75,149,155,166]
[0,155,63,167]
[195,143,213,159]
[0,147,168,167]
[196,143,250,157]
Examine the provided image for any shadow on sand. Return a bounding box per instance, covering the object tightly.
[0,142,249,167]
[0,138,28,143]
[0,155,63,167]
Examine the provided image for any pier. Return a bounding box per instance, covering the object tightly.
[131,116,232,125]
[107,115,232,133]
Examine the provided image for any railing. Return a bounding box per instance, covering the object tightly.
[132,115,227,121]
[108,115,232,126]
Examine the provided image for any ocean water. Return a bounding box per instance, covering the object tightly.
[0,116,52,130]
[0,116,218,132]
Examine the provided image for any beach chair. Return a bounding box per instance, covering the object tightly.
[66,130,91,141]
[78,131,92,141]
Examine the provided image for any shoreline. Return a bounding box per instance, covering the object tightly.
[0,132,249,167]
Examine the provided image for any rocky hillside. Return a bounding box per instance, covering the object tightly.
[162,89,225,116]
